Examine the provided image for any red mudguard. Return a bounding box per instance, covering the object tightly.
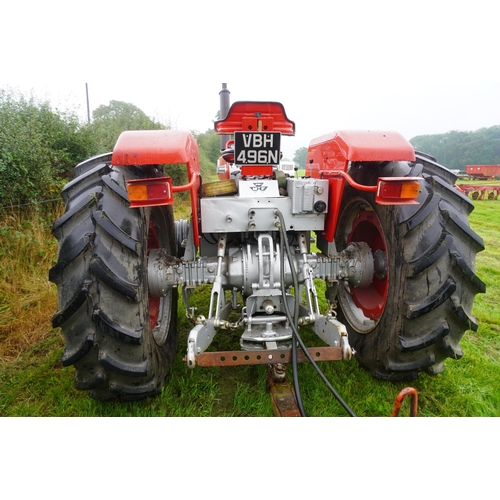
[306,130,416,242]
[112,130,201,246]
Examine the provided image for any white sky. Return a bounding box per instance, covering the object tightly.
[2,0,500,160]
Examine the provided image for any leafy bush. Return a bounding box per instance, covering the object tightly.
[0,89,93,206]
[0,88,223,207]
[89,100,165,155]
[194,129,221,182]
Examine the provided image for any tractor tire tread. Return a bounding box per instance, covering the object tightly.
[336,155,484,380]
[51,159,177,401]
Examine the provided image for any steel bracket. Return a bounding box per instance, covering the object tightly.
[194,346,343,367]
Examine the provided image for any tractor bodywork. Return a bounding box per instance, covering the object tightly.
[50,84,484,408]
[110,91,420,369]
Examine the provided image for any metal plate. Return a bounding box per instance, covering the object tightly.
[200,197,326,232]
[268,376,301,417]
[196,346,343,367]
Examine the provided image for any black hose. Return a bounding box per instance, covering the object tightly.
[277,211,357,417]
[279,227,307,417]
[289,319,357,417]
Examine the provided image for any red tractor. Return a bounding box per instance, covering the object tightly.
[50,84,485,412]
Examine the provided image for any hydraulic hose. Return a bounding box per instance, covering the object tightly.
[276,210,357,417]
[279,222,307,417]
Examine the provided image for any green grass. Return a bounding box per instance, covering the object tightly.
[1,195,499,417]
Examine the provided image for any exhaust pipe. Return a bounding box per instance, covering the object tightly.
[219,83,231,150]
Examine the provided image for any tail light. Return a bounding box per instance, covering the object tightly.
[376,177,421,205]
[126,177,174,208]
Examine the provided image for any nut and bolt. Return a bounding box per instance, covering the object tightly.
[263,300,275,315]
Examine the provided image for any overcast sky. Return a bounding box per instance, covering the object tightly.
[2,0,499,160]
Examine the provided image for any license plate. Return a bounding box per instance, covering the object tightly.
[234,132,281,166]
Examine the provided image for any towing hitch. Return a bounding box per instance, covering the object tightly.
[192,346,343,367]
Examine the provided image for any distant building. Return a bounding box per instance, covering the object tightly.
[280,159,296,172]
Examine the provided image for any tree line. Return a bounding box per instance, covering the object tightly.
[0,88,220,207]
[291,126,500,172]
[410,125,500,171]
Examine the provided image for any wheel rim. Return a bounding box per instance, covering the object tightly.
[148,218,161,331]
[338,199,389,333]
[147,210,172,346]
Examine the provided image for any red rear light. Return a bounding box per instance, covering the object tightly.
[376,177,421,205]
[126,177,174,208]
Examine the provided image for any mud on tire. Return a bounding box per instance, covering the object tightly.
[334,153,485,381]
[49,154,177,401]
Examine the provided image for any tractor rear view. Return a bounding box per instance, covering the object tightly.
[49,84,485,415]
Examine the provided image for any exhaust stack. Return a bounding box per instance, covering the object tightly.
[219,83,231,150]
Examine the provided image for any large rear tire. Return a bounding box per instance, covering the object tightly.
[334,154,485,380]
[49,154,178,400]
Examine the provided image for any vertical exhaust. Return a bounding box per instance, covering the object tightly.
[219,83,231,150]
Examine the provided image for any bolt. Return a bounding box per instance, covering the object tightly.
[226,216,232,223]
[263,300,275,315]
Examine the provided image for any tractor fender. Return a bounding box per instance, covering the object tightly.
[307,130,416,242]
[307,130,415,172]
[111,130,201,246]
[112,130,200,169]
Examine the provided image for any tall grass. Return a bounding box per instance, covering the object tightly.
[0,203,62,362]
[0,195,499,417]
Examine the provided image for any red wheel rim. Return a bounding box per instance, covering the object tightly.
[148,218,160,330]
[346,209,388,321]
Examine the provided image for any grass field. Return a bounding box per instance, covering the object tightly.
[1,190,499,417]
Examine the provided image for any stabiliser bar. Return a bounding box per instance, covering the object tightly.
[193,346,343,367]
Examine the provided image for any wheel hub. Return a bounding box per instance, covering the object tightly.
[338,202,389,332]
